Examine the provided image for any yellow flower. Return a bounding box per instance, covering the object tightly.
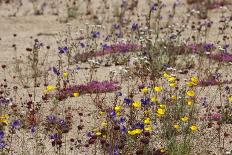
[168,76,176,82]
[187,90,195,97]
[114,106,122,112]
[157,108,165,116]
[169,82,177,87]
[186,99,193,106]
[133,101,141,108]
[154,86,162,92]
[99,111,106,116]
[44,85,56,93]
[63,71,69,77]
[173,124,180,129]
[73,92,79,97]
[191,76,198,85]
[151,96,158,102]
[0,114,9,125]
[144,118,151,124]
[229,96,232,102]
[128,128,143,135]
[159,104,166,109]
[96,132,102,136]
[141,87,149,94]
[187,76,199,86]
[181,116,189,122]
[144,126,153,132]
[101,121,108,127]
[163,72,170,78]
[190,125,198,131]
[171,95,177,100]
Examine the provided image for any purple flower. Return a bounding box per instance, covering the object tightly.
[124,98,132,105]
[50,133,59,140]
[80,42,85,48]
[91,31,100,38]
[132,23,138,31]
[12,120,21,128]
[58,46,68,54]
[0,140,6,149]
[31,126,36,133]
[0,131,4,139]
[141,97,150,105]
[52,67,60,76]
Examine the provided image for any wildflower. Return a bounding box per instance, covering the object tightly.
[169,82,177,87]
[186,99,193,106]
[44,85,56,93]
[133,101,141,108]
[99,111,106,116]
[131,23,138,30]
[187,76,199,86]
[141,87,149,94]
[0,131,4,139]
[187,90,195,97]
[128,128,142,135]
[141,98,150,105]
[229,96,232,102]
[91,31,100,38]
[0,140,6,149]
[163,72,170,78]
[58,46,68,54]
[167,76,176,82]
[144,118,151,124]
[171,95,177,100]
[96,132,102,136]
[151,96,158,102]
[159,104,166,109]
[190,125,198,132]
[0,114,9,125]
[181,116,189,122]
[73,92,79,97]
[191,76,199,85]
[124,97,132,105]
[144,126,153,132]
[12,120,21,128]
[114,106,122,112]
[52,67,60,76]
[173,124,180,129]
[154,86,162,92]
[63,71,69,77]
[157,108,165,116]
[101,121,107,127]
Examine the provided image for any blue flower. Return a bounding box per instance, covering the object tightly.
[119,117,126,124]
[124,98,132,105]
[134,122,144,129]
[50,133,59,140]
[58,46,68,54]
[141,97,150,105]
[12,120,21,128]
[91,31,100,38]
[52,67,60,76]
[113,24,120,29]
[131,23,138,31]
[121,126,127,133]
[31,126,36,133]
[0,140,6,149]
[80,42,85,48]
[0,131,4,139]
[102,44,110,50]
